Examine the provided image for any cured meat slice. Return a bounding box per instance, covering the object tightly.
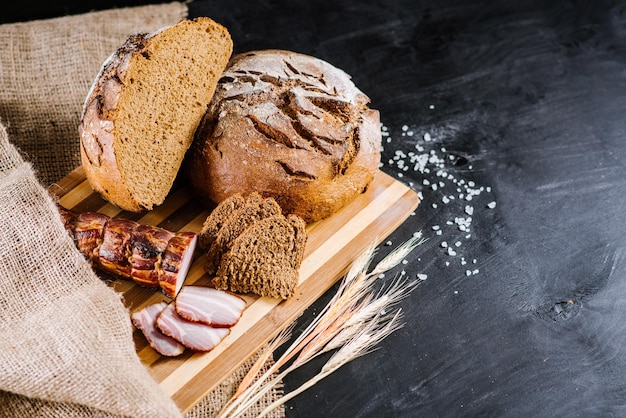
[99,217,136,279]
[74,212,109,264]
[175,285,246,327]
[156,303,229,352]
[160,231,197,298]
[131,224,174,288]
[131,302,185,357]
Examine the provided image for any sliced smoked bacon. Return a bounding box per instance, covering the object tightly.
[58,206,196,298]
[160,232,198,298]
[131,302,185,357]
[156,303,229,352]
[175,285,246,327]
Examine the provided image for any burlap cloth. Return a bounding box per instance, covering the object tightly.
[0,2,284,417]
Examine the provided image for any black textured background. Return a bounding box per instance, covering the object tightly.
[5,1,626,416]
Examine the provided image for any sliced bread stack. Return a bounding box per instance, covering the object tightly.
[199,192,307,300]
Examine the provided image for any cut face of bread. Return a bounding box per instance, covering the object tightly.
[198,193,246,251]
[204,192,282,275]
[213,214,307,300]
[80,17,233,212]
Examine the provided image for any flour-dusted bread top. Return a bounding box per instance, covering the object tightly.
[187,49,382,223]
[79,17,233,212]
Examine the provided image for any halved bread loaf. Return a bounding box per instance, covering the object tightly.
[79,17,233,212]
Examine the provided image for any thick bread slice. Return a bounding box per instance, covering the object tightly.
[204,192,282,275]
[79,17,233,212]
[198,193,246,251]
[213,214,307,299]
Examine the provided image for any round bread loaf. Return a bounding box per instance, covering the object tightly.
[187,49,381,223]
[79,17,232,212]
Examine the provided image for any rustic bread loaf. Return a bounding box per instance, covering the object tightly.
[213,214,307,300]
[187,49,381,223]
[79,17,233,212]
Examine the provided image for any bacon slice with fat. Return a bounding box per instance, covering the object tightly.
[131,302,185,357]
[175,285,246,327]
[156,303,229,352]
[159,231,198,298]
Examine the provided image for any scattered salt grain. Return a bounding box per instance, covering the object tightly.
[379,123,496,279]
[417,273,428,280]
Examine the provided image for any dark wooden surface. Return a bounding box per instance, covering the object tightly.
[5,1,626,416]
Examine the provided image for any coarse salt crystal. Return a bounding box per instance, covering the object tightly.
[417,273,428,280]
[487,201,497,209]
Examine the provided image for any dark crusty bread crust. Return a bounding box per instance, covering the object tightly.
[79,17,233,212]
[187,49,381,223]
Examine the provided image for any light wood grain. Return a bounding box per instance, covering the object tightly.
[51,168,419,413]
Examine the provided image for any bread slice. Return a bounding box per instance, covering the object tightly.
[204,192,282,274]
[213,214,307,299]
[198,193,246,251]
[79,17,233,212]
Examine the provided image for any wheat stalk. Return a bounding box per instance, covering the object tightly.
[216,234,425,418]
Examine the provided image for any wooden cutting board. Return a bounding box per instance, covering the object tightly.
[50,167,419,413]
